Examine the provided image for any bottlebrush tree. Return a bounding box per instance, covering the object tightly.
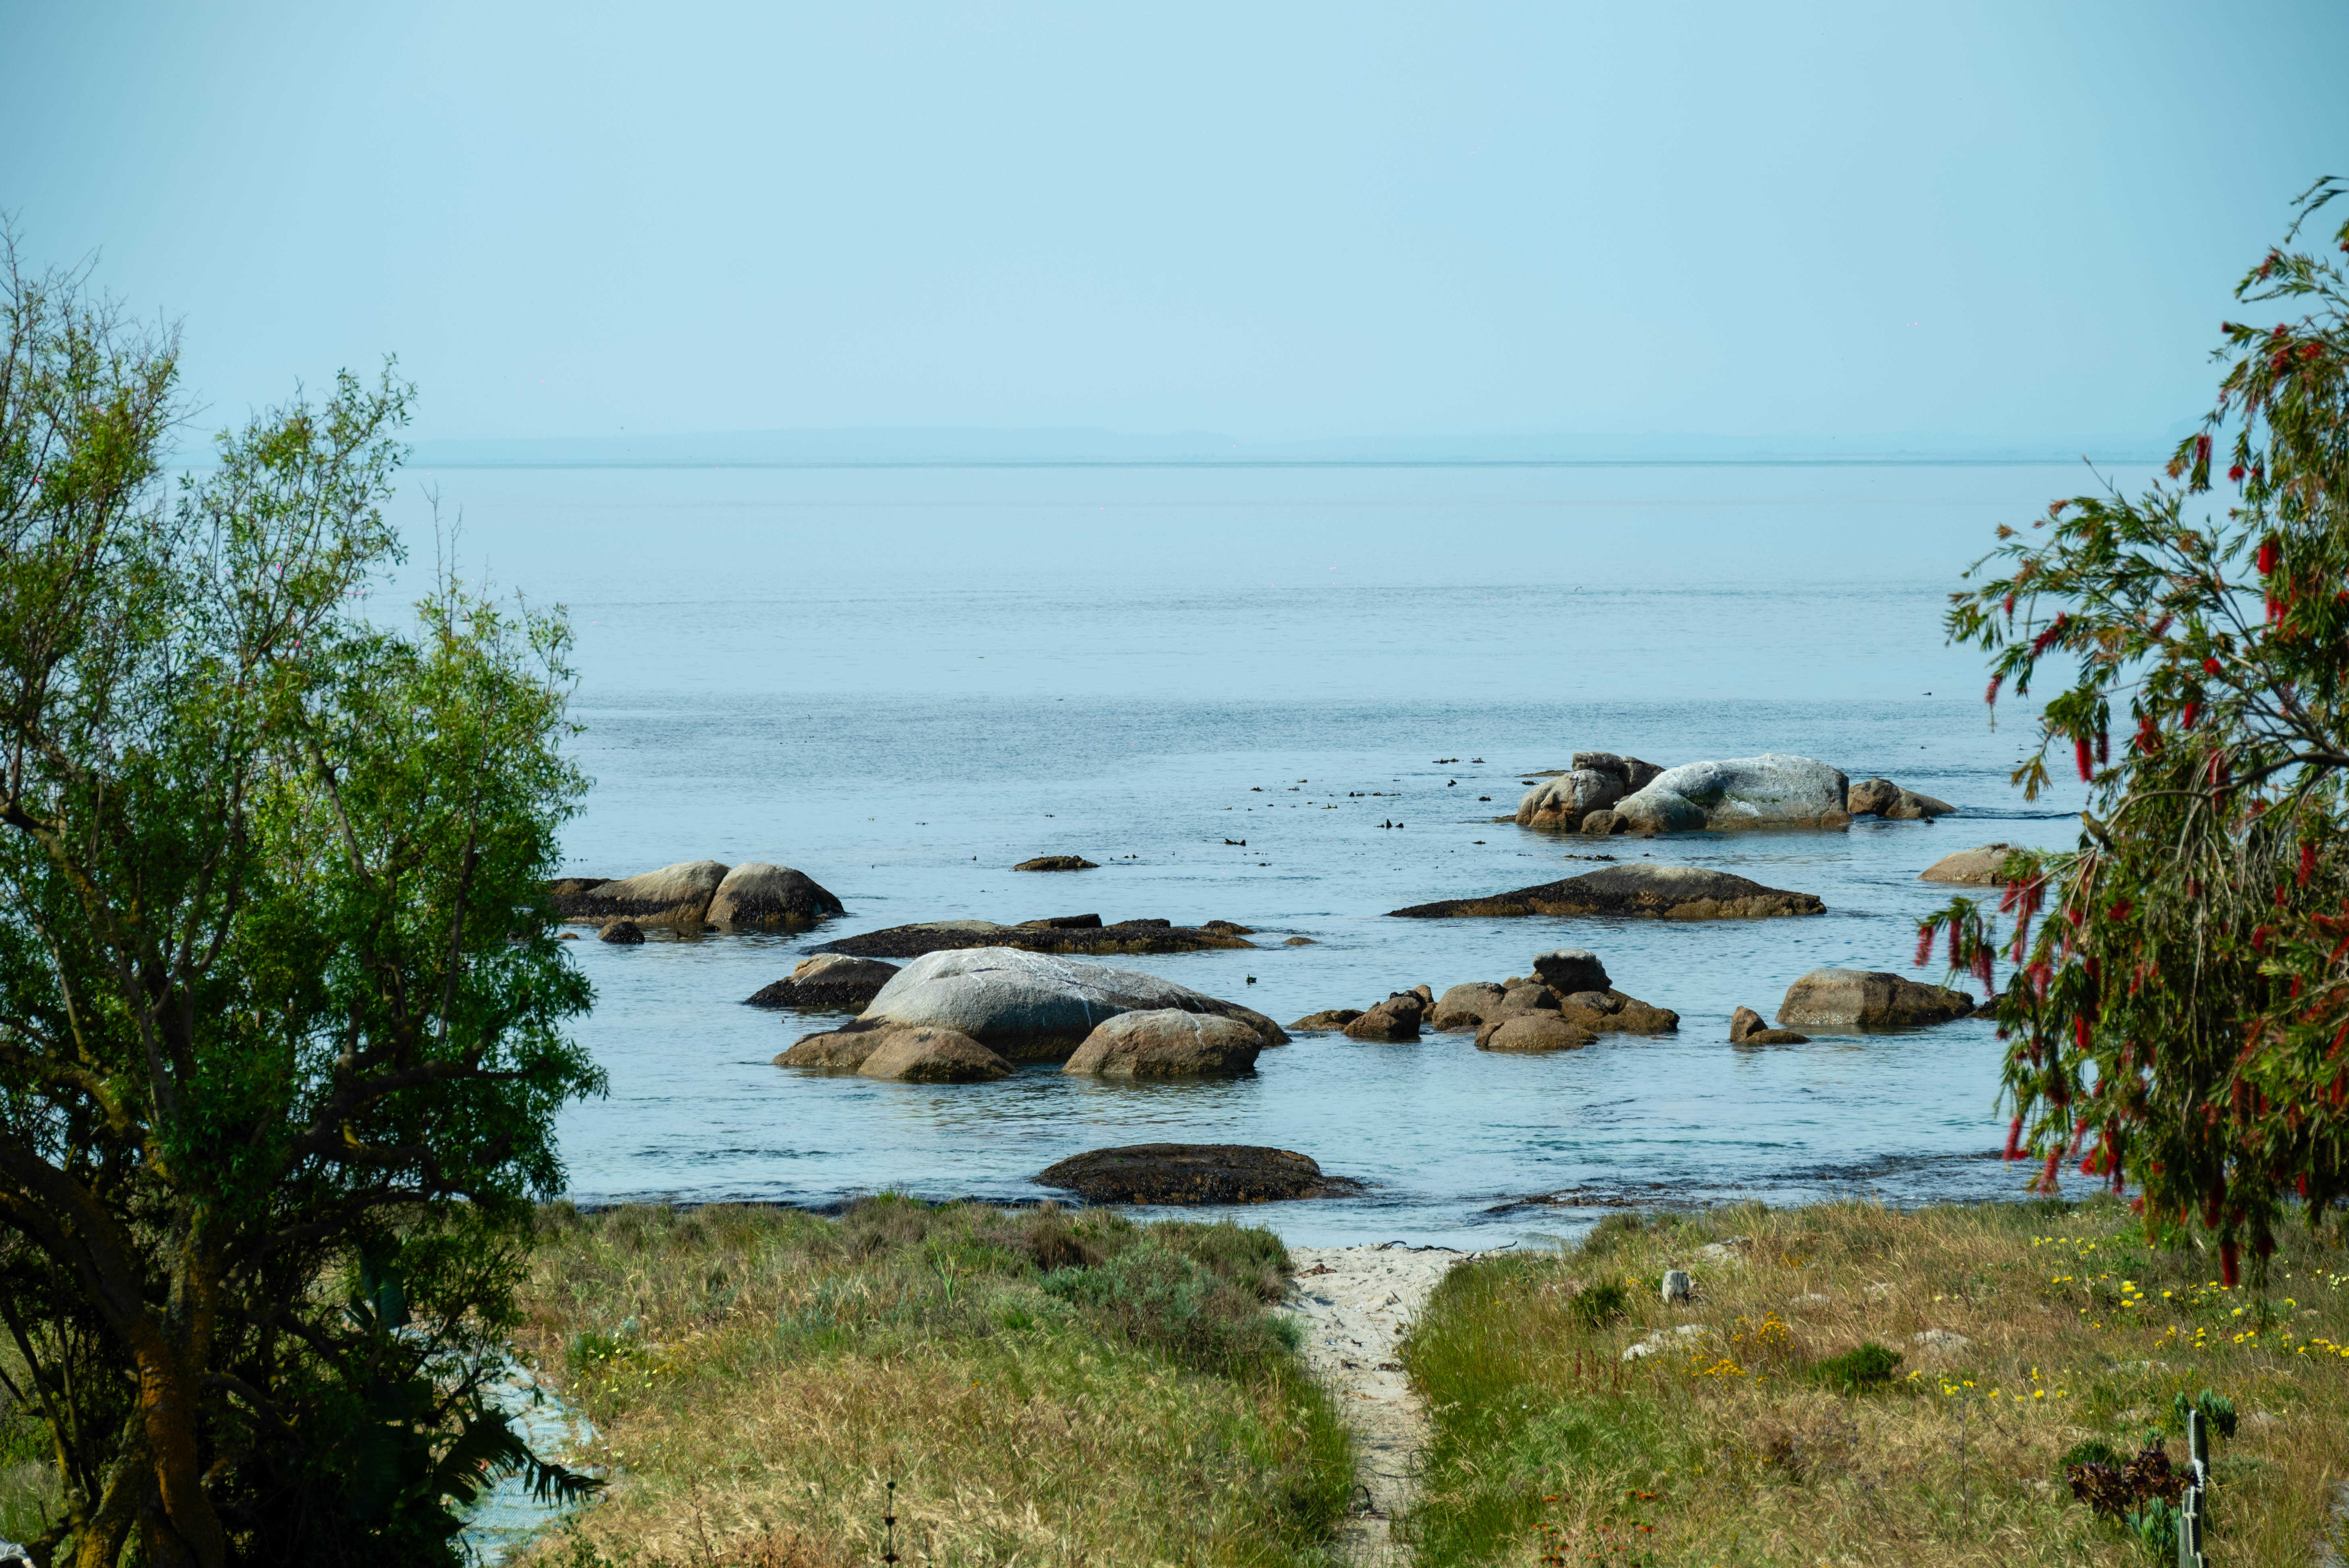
[1929,179,2349,1288]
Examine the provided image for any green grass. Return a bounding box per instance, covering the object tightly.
[518,1197,1351,1567]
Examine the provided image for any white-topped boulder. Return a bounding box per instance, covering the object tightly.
[1611,754,1852,833]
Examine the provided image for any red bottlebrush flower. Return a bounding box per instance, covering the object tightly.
[2205,1180,2224,1229]
[2074,737,2092,781]
[2182,699,2199,729]
[2134,713,2160,754]
[2038,1148,2061,1192]
[2220,1241,2240,1288]
[2004,1116,2023,1161]
[2130,1195,2146,1216]
[2107,900,2132,922]
[2002,593,2015,619]
[2301,1174,2311,1199]
[2305,342,2322,360]
[2074,1014,2092,1051]
[2273,352,2291,373]
[2195,434,2212,464]
[1946,920,1961,968]
[1913,924,1934,967]
[2230,464,2248,482]
[2258,536,2280,575]
[2233,1078,2251,1119]
[1985,673,2003,706]
[2030,615,2068,657]
[2203,656,2222,676]
[2274,323,2291,336]
[2302,842,2318,886]
[2257,1234,2276,1258]
[2080,1149,2101,1176]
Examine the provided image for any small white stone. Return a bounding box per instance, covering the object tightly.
[1911,1328,1972,1351]
[1661,1269,1694,1303]
[1790,1293,1833,1310]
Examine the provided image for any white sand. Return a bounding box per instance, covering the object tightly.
[1284,1243,1478,1566]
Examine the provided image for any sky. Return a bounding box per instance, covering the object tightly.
[2,1,2346,450]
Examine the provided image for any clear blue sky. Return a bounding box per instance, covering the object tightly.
[3,1,2344,446]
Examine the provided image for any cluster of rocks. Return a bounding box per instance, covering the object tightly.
[1390,862,1823,922]
[553,860,842,932]
[809,915,1255,959]
[775,948,1286,1081]
[1515,753,1957,835]
[1290,949,1679,1054]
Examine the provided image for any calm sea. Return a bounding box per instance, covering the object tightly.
[385,460,2132,1245]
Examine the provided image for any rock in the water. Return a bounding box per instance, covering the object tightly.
[1777,968,1975,1030]
[1558,989,1679,1034]
[812,918,1253,957]
[1611,754,1852,833]
[1281,934,1316,946]
[1846,778,1957,821]
[1388,863,1824,921]
[599,920,645,945]
[1533,948,1611,993]
[774,1027,887,1068]
[1575,752,1667,792]
[549,876,610,898]
[1729,1004,1808,1045]
[1288,1008,1364,1030]
[853,947,1286,1061]
[1475,1013,1598,1052]
[705,862,843,928]
[1515,767,1625,831]
[1015,855,1099,872]
[558,860,730,928]
[1579,809,1627,836]
[1919,843,2018,885]
[1431,982,1506,1030]
[1343,993,1426,1041]
[1064,1010,1264,1077]
[1034,1143,1353,1204]
[745,954,901,1010]
[856,1027,1013,1083]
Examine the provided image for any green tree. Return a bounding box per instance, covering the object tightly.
[1930,179,2349,1288]
[0,234,603,1565]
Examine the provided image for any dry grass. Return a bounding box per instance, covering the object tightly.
[1402,1197,2349,1566]
[513,1197,1351,1568]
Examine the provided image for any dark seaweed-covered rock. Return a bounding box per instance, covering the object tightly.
[1015,855,1099,872]
[599,920,645,945]
[707,863,844,928]
[745,954,901,1010]
[1033,1144,1359,1205]
[1387,863,1823,921]
[811,918,1254,958]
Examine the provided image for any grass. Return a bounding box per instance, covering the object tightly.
[1400,1198,2349,1566]
[514,1196,1352,1568]
[0,1341,62,1548]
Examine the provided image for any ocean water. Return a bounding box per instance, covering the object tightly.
[387,460,2137,1245]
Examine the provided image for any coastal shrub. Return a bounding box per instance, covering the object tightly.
[1577,1212,1655,1258]
[2172,1387,2238,1439]
[1809,1341,1902,1393]
[1568,1278,1630,1328]
[1040,1236,1300,1372]
[1929,180,2349,1284]
[2059,1437,2127,1476]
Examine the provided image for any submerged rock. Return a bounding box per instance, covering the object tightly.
[856,1028,1013,1083]
[599,920,645,945]
[811,918,1253,958]
[1288,1008,1364,1031]
[557,860,731,928]
[849,947,1285,1061]
[1729,1004,1809,1045]
[1034,1143,1355,1204]
[707,862,844,928]
[1475,1013,1597,1053]
[1776,969,1975,1031]
[1015,855,1099,872]
[745,954,901,1011]
[1846,778,1957,820]
[1919,843,2019,885]
[1063,1010,1264,1077]
[774,1028,887,1069]
[1388,863,1823,921]
[1611,754,1852,833]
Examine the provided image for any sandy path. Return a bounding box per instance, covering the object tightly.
[1284,1243,1472,1566]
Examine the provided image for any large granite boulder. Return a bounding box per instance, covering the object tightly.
[1034,1144,1355,1204]
[1476,1013,1599,1052]
[1063,1010,1264,1077]
[1343,992,1426,1042]
[1015,855,1098,872]
[812,918,1253,957]
[1846,778,1957,820]
[774,1028,887,1069]
[856,1028,1013,1083]
[1776,969,1976,1030]
[1431,982,1506,1030]
[1611,755,1852,833]
[1919,843,2019,885]
[556,860,730,928]
[707,863,844,927]
[745,954,901,1011]
[847,947,1285,1061]
[1389,863,1824,921]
